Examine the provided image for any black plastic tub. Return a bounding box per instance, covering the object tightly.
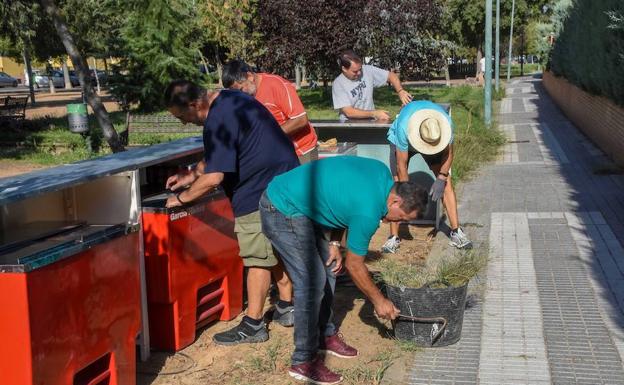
[385,283,468,347]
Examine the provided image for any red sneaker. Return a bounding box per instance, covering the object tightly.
[288,357,343,385]
[320,332,358,358]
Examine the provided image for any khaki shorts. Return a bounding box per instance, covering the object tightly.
[298,147,318,164]
[234,210,278,268]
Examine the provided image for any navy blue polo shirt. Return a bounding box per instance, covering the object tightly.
[202,89,299,217]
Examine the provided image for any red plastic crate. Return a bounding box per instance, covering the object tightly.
[0,232,142,385]
[142,191,243,351]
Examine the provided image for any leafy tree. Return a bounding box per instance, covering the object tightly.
[197,0,261,80]
[255,0,449,81]
[550,0,624,104]
[108,0,203,112]
[361,0,451,80]
[255,0,365,82]
[61,0,125,59]
[41,0,124,152]
[443,0,550,67]
[0,1,54,103]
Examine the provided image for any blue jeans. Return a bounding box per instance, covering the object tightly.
[259,192,337,365]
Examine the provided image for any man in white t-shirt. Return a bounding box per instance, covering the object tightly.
[332,50,412,121]
[478,57,486,86]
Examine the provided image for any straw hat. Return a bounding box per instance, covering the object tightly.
[407,109,452,155]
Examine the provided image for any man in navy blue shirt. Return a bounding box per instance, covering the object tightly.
[163,80,300,345]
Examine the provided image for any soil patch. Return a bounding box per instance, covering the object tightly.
[0,160,47,179]
[24,91,121,119]
[137,223,433,385]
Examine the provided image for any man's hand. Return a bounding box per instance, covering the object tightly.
[372,110,390,121]
[165,171,196,192]
[398,89,413,106]
[165,194,182,209]
[430,177,447,201]
[326,243,344,274]
[373,297,400,320]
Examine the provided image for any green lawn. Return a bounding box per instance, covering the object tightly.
[500,63,541,78]
[1,85,505,184]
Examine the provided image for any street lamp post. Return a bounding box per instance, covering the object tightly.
[495,0,500,91]
[485,0,493,126]
[507,0,516,81]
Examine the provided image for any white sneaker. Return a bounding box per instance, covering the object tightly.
[381,235,401,253]
[449,228,473,249]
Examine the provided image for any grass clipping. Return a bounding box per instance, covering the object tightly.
[373,250,487,288]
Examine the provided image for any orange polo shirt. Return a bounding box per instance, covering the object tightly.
[255,73,317,156]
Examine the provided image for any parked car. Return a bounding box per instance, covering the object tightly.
[0,72,18,87]
[25,69,51,88]
[47,70,67,88]
[89,69,108,86]
[67,71,81,87]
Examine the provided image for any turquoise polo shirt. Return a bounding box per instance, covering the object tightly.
[266,156,394,256]
[387,100,455,152]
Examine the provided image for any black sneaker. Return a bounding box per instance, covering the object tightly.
[272,304,295,327]
[212,317,269,346]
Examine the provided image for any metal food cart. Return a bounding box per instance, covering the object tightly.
[0,136,242,383]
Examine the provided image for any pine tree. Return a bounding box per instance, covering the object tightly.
[109,0,203,112]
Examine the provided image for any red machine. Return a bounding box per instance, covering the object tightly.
[142,190,243,351]
[0,224,141,385]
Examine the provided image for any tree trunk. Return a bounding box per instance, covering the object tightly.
[92,57,101,94]
[41,0,124,152]
[197,49,209,76]
[295,64,301,90]
[444,63,451,87]
[62,60,73,89]
[48,76,56,94]
[476,46,483,77]
[22,45,36,105]
[214,47,223,87]
[520,28,525,76]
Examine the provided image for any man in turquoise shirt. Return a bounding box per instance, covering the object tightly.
[383,100,472,253]
[260,156,428,384]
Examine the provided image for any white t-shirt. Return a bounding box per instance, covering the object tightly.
[479,57,486,73]
[332,64,389,120]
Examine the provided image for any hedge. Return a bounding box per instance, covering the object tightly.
[550,0,624,106]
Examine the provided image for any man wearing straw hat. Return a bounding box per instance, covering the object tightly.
[382,100,472,253]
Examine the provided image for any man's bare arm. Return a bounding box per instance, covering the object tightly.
[340,106,390,121]
[387,71,413,106]
[345,250,400,320]
[166,172,223,208]
[396,149,410,182]
[281,114,309,135]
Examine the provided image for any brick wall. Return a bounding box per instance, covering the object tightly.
[543,71,624,167]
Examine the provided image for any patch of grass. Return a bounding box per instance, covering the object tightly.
[240,340,287,375]
[500,63,541,77]
[437,250,488,287]
[0,111,127,165]
[372,249,488,288]
[339,350,398,385]
[396,339,423,353]
[129,132,195,145]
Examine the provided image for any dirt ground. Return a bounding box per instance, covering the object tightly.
[137,223,434,385]
[15,90,121,119]
[0,160,47,179]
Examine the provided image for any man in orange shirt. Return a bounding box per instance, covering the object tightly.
[223,60,319,164]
